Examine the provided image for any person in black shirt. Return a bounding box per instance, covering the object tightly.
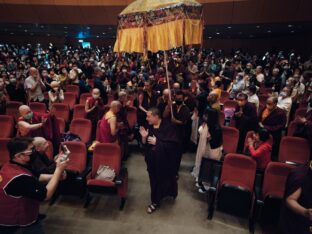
[0,137,69,234]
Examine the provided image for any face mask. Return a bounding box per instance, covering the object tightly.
[92,94,100,99]
[175,100,183,105]
[10,78,16,83]
[122,69,127,73]
[279,92,287,98]
[53,87,59,92]
[24,112,33,120]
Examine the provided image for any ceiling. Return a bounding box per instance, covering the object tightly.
[0,21,311,41]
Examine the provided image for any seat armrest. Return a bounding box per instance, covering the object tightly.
[115,167,128,185]
[77,166,92,181]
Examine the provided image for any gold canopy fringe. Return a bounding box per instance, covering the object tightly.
[114,18,203,53]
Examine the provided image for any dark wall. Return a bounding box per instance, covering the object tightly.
[0,0,311,25]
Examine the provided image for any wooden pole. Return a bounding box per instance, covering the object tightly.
[164,50,173,118]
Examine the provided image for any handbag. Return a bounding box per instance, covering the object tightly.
[95,165,116,181]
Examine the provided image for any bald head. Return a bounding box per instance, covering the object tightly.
[29,67,37,76]
[33,137,49,154]
[19,105,31,116]
[173,82,180,90]
[110,100,121,114]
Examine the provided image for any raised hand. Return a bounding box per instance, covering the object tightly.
[147,135,157,145]
[139,126,149,138]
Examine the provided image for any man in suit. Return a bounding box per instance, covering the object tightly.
[234,92,258,152]
[259,96,287,160]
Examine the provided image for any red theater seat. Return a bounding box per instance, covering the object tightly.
[29,102,47,113]
[6,101,22,122]
[63,92,77,110]
[0,138,10,168]
[52,103,70,122]
[221,126,239,155]
[65,85,80,97]
[79,93,92,105]
[69,119,92,143]
[0,115,14,138]
[73,104,86,120]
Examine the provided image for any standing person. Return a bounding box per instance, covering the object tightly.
[247,85,260,112]
[85,88,104,137]
[139,108,179,214]
[93,67,108,105]
[234,93,259,152]
[0,137,69,234]
[192,108,223,188]
[279,162,312,234]
[137,81,158,126]
[259,96,287,160]
[277,86,293,126]
[48,81,64,110]
[163,90,191,176]
[24,67,46,103]
[98,101,121,143]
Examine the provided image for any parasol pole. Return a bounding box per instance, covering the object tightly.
[163,50,173,118]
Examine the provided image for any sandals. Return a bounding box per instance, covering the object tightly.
[146,204,157,214]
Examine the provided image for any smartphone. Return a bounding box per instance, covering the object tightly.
[60,144,70,161]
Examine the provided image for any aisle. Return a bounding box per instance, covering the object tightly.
[42,149,260,234]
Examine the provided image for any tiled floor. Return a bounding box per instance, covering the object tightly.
[41,148,265,234]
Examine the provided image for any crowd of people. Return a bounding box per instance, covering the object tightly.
[0,43,312,233]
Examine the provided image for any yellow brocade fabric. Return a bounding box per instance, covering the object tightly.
[114,27,144,53]
[114,19,203,53]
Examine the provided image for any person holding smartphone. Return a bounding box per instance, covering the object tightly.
[0,137,69,234]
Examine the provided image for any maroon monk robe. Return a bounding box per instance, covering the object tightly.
[143,120,180,205]
[279,165,312,234]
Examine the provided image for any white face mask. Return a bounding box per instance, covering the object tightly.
[92,94,100,99]
[122,69,127,73]
[53,87,59,92]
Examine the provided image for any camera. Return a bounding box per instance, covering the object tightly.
[60,144,70,161]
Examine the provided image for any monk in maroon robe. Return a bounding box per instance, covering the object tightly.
[17,105,60,152]
[140,107,179,214]
[279,163,312,234]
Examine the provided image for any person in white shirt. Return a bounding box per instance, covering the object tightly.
[48,81,64,110]
[277,86,292,126]
[255,66,264,83]
[24,67,46,102]
[247,85,260,112]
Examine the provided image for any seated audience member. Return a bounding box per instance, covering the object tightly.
[0,137,69,234]
[98,100,121,143]
[229,73,245,99]
[234,92,258,152]
[279,162,312,234]
[259,96,286,160]
[32,137,57,175]
[277,86,293,126]
[48,81,64,110]
[17,105,61,152]
[85,88,104,137]
[246,128,271,170]
[0,77,8,114]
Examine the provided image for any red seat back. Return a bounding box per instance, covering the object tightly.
[223,100,237,110]
[258,95,269,105]
[220,91,230,104]
[0,138,10,168]
[92,143,121,179]
[73,104,86,120]
[262,162,295,199]
[79,93,91,105]
[295,108,307,119]
[46,140,54,161]
[107,94,114,105]
[96,120,101,141]
[65,85,80,97]
[57,117,66,133]
[0,115,14,138]
[279,136,310,164]
[127,107,137,129]
[69,119,92,143]
[63,92,77,110]
[222,126,239,154]
[52,103,70,122]
[219,111,225,126]
[29,102,47,113]
[6,101,22,122]
[220,153,257,192]
[287,121,298,136]
[62,141,86,174]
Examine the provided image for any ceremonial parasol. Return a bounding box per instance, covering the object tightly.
[114,0,204,114]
